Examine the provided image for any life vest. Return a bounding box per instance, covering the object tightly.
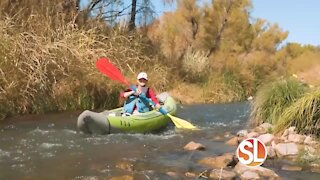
[123,86,152,114]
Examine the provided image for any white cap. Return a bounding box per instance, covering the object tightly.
[137,72,148,80]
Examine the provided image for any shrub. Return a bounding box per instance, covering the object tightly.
[274,89,320,136]
[250,79,306,126]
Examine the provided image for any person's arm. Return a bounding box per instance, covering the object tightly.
[120,89,135,98]
[147,88,160,108]
[120,87,142,98]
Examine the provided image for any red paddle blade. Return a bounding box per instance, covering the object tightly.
[96,57,129,86]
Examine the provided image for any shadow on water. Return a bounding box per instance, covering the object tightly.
[0,102,319,179]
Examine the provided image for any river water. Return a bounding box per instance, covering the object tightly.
[0,102,319,179]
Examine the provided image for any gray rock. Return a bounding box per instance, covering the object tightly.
[166,172,180,179]
[183,141,205,151]
[304,135,317,145]
[234,163,280,178]
[257,134,274,146]
[210,169,236,180]
[226,137,239,146]
[247,132,259,138]
[281,165,302,171]
[266,146,277,159]
[274,143,299,157]
[288,127,296,135]
[237,130,249,137]
[288,134,305,144]
[110,175,134,180]
[240,171,260,180]
[198,153,235,168]
[259,123,273,132]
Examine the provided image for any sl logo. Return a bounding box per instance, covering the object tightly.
[236,138,267,166]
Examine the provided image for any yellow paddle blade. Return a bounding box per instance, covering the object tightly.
[167,114,197,129]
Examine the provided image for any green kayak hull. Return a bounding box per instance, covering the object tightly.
[77,93,177,134]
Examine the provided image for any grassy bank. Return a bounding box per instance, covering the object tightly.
[274,90,320,136]
[250,79,306,126]
[250,78,320,137]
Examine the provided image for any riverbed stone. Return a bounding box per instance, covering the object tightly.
[304,135,317,145]
[274,143,299,157]
[257,134,274,146]
[247,132,259,138]
[213,135,225,141]
[259,123,273,132]
[304,145,316,155]
[254,126,267,134]
[224,132,232,138]
[109,175,134,180]
[116,161,134,172]
[240,171,260,180]
[237,130,248,137]
[166,172,180,179]
[210,169,236,180]
[282,129,289,136]
[234,163,280,178]
[185,172,197,178]
[266,146,277,159]
[288,134,306,144]
[288,127,296,135]
[280,134,288,141]
[184,141,205,151]
[272,137,283,144]
[281,165,302,171]
[198,153,234,168]
[226,137,238,146]
[311,165,320,173]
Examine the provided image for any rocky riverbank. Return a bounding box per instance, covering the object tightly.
[109,123,320,180]
[108,123,320,180]
[181,123,320,179]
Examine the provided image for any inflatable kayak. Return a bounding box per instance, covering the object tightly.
[77,92,177,134]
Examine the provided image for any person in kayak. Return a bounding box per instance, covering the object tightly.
[120,72,161,115]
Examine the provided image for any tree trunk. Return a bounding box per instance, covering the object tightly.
[75,0,80,11]
[128,0,137,31]
[207,0,233,57]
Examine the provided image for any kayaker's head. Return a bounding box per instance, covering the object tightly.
[137,72,148,87]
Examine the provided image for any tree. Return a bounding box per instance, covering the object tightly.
[128,0,137,30]
[149,0,200,60]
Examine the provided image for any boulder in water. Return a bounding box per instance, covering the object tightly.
[198,153,235,168]
[240,171,260,180]
[184,141,205,151]
[109,175,134,180]
[274,143,299,157]
[226,137,239,146]
[281,165,303,171]
[210,169,236,180]
[257,134,274,146]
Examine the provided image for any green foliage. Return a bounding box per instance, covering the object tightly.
[274,89,320,136]
[250,79,306,126]
[202,71,247,103]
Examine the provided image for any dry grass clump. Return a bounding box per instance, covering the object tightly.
[0,13,158,119]
[181,47,209,82]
